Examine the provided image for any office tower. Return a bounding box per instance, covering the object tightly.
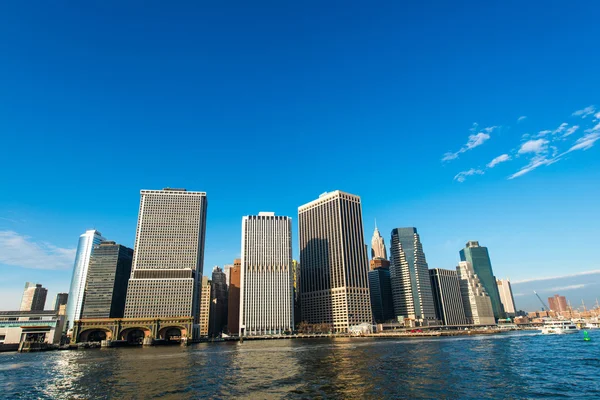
[368,266,395,323]
[210,266,228,336]
[227,260,241,335]
[370,258,390,270]
[460,241,504,320]
[240,212,294,336]
[20,282,48,311]
[429,268,467,325]
[124,188,207,321]
[54,293,68,312]
[371,223,388,260]
[389,228,437,324]
[548,294,568,313]
[66,229,105,330]
[81,241,133,319]
[199,276,211,336]
[456,261,495,325]
[223,264,233,287]
[298,191,372,332]
[292,259,301,325]
[497,279,516,317]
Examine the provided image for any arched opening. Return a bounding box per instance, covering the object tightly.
[78,329,112,343]
[88,330,107,342]
[158,326,187,342]
[126,329,146,345]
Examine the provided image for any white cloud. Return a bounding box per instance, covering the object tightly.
[487,154,511,168]
[548,284,586,292]
[454,168,484,183]
[442,126,496,162]
[517,116,527,122]
[0,231,76,270]
[562,125,579,138]
[537,130,552,136]
[567,131,600,152]
[572,105,596,118]
[508,154,557,179]
[512,270,600,284]
[518,139,548,154]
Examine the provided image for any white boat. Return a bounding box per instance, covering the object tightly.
[540,320,578,334]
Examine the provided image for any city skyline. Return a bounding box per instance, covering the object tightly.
[1,2,599,312]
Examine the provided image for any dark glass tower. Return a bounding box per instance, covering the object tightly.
[368,267,395,323]
[459,241,504,320]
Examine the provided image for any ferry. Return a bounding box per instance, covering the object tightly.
[540,320,578,335]
[496,318,519,331]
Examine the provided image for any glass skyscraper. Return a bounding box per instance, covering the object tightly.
[459,241,504,320]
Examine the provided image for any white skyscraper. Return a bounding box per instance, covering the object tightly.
[497,279,516,317]
[66,229,105,331]
[456,261,495,325]
[240,212,294,336]
[124,188,207,321]
[371,222,387,260]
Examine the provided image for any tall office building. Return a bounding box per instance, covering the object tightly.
[227,260,241,335]
[66,229,106,330]
[497,279,516,317]
[240,212,294,336]
[371,223,388,260]
[429,268,467,325]
[199,276,211,336]
[548,294,568,313]
[298,191,372,333]
[456,261,495,325]
[389,228,437,323]
[54,293,68,312]
[124,188,207,321]
[368,267,395,323]
[20,282,48,312]
[460,241,504,320]
[210,266,228,336]
[292,259,301,325]
[81,241,133,319]
[223,264,233,287]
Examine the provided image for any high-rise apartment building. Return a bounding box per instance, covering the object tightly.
[548,294,568,313]
[227,259,241,335]
[456,261,495,325]
[240,212,294,336]
[199,276,211,336]
[298,191,372,333]
[371,223,388,260]
[210,266,228,336]
[429,268,467,325]
[20,282,48,312]
[124,188,207,322]
[497,279,516,317]
[66,229,105,330]
[460,241,504,320]
[54,293,68,312]
[368,267,395,323]
[389,228,437,323]
[81,241,133,319]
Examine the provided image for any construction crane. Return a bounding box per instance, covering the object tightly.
[533,291,550,311]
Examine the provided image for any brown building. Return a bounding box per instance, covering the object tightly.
[548,294,568,312]
[227,259,241,335]
[370,258,391,270]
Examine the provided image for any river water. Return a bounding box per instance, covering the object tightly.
[1,331,599,399]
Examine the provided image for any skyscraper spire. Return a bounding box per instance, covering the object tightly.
[371,223,387,260]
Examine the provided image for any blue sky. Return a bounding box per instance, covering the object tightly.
[1,2,599,311]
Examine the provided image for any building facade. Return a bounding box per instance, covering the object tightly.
[0,310,66,348]
[210,266,228,336]
[548,294,568,313]
[81,241,133,319]
[124,188,207,324]
[66,229,106,331]
[20,282,48,312]
[298,191,372,333]
[292,259,301,325]
[497,279,516,317]
[240,212,294,336]
[429,268,467,325]
[371,223,388,260]
[199,276,211,336]
[54,293,68,312]
[227,260,241,335]
[460,241,504,320]
[368,267,395,323]
[389,228,437,324]
[456,261,495,325]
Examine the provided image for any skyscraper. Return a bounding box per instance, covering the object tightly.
[223,264,233,287]
[20,282,48,312]
[371,223,388,260]
[548,294,568,313]
[199,276,211,336]
[124,188,207,321]
[240,212,294,336]
[292,259,301,325]
[81,241,133,319]
[456,261,495,325]
[54,293,68,312]
[389,228,437,324]
[460,241,504,320]
[227,259,241,335]
[66,229,105,330]
[429,268,467,325]
[210,266,228,336]
[496,279,516,317]
[298,191,372,333]
[368,267,395,323]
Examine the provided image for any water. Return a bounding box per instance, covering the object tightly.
[1,331,599,399]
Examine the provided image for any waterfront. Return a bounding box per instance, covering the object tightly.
[1,331,599,399]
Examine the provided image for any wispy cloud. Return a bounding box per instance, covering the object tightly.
[562,125,579,138]
[0,230,76,270]
[487,154,511,168]
[517,116,527,122]
[567,129,600,152]
[548,284,586,292]
[572,105,596,118]
[508,155,556,179]
[518,139,548,154]
[442,125,496,162]
[512,270,600,284]
[454,168,484,183]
